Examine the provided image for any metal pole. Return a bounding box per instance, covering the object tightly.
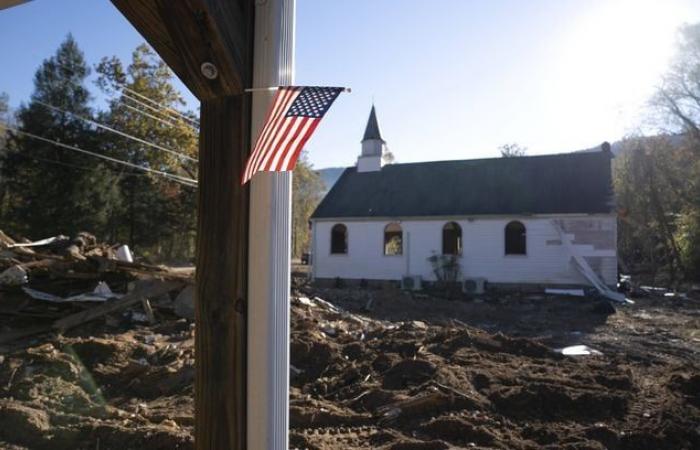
[247,0,294,448]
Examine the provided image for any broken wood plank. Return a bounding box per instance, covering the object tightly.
[0,280,183,345]
[142,297,156,324]
[52,279,183,333]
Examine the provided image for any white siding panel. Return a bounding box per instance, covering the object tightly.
[312,216,617,286]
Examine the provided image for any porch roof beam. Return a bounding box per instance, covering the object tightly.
[111,0,250,99]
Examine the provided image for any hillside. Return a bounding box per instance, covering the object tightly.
[317,167,347,193]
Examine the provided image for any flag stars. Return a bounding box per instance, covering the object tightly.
[286,87,343,118]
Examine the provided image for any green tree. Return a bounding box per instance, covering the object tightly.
[96,44,198,260]
[614,136,688,284]
[0,92,10,216]
[292,152,325,258]
[0,35,121,239]
[0,92,8,146]
[615,23,700,283]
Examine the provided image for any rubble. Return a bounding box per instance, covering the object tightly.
[0,230,699,449]
[173,286,195,320]
[287,282,700,449]
[0,229,191,346]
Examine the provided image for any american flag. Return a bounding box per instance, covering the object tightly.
[242,86,344,184]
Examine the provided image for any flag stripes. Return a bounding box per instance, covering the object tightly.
[242,86,343,184]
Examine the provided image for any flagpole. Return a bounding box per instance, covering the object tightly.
[244,86,351,93]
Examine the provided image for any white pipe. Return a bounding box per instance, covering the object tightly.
[247,0,294,449]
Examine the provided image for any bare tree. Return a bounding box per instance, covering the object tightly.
[499,143,527,157]
[654,23,700,146]
[382,146,395,164]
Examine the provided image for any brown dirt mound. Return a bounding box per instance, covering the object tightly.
[670,372,700,407]
[1,277,699,449]
[381,359,437,390]
[418,417,497,446]
[488,382,629,421]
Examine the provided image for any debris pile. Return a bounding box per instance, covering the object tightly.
[0,236,699,449]
[0,230,192,346]
[0,230,193,449]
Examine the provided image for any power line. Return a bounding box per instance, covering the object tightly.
[35,100,198,163]
[54,61,199,128]
[0,122,198,187]
[119,92,199,131]
[13,153,196,190]
[121,88,199,128]
[13,152,151,179]
[114,99,185,129]
[121,92,185,126]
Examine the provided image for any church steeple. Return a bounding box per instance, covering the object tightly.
[362,105,384,142]
[357,105,387,172]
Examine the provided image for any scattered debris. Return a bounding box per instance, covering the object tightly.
[116,244,134,263]
[297,296,314,307]
[558,344,603,356]
[6,235,66,248]
[0,228,698,449]
[551,220,631,304]
[141,297,156,324]
[0,229,190,345]
[22,281,121,303]
[286,279,700,449]
[545,288,585,297]
[640,285,669,295]
[0,265,28,286]
[174,285,195,320]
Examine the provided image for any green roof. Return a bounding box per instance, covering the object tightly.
[311,150,614,219]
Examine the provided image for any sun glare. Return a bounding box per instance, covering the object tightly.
[546,0,687,145]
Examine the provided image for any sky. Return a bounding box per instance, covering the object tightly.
[1,0,699,169]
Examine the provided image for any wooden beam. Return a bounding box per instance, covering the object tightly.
[111,0,252,99]
[110,0,187,89]
[195,94,251,449]
[0,0,30,11]
[0,280,183,345]
[53,280,184,332]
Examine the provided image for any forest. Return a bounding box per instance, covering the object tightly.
[0,35,324,263]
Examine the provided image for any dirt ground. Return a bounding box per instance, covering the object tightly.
[1,279,699,449]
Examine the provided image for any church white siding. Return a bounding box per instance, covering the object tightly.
[311,215,617,287]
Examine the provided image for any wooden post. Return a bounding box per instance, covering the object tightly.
[108,2,261,448]
[195,94,250,449]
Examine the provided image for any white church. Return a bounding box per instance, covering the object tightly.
[310,107,618,291]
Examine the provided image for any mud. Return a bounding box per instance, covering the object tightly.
[0,281,698,449]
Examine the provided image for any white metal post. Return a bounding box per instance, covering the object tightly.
[247,0,294,449]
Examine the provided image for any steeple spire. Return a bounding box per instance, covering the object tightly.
[357,105,387,172]
[362,105,384,142]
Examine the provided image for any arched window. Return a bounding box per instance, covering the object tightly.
[331,224,348,254]
[442,222,462,255]
[384,223,403,255]
[505,221,526,255]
